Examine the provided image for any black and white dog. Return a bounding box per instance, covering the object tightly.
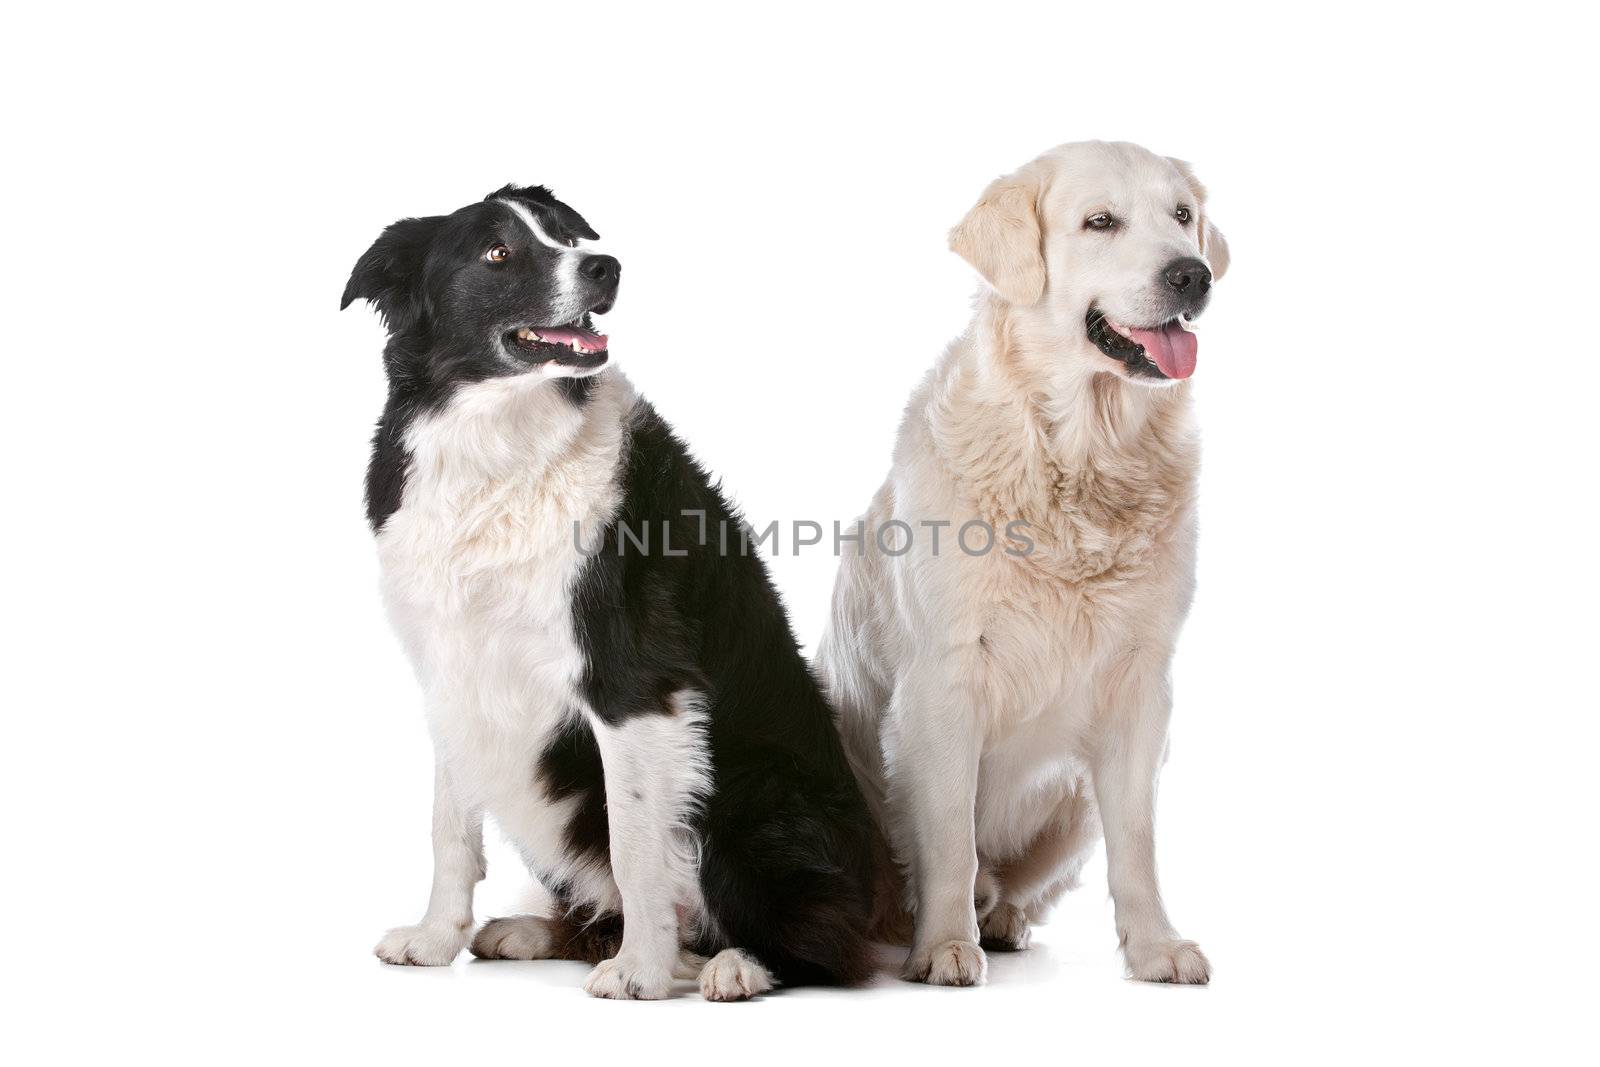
[342,186,875,1000]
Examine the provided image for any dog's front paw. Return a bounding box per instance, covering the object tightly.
[584,955,676,1000]
[979,902,1031,952]
[374,921,470,966]
[698,948,775,1002]
[902,938,987,986]
[1125,938,1210,984]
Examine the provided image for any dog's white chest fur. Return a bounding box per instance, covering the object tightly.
[375,374,629,901]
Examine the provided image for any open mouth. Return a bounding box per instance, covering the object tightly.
[1086,307,1198,381]
[506,314,610,371]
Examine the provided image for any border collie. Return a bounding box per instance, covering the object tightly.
[341,185,875,1000]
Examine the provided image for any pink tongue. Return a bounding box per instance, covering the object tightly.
[534,325,608,352]
[1126,322,1197,379]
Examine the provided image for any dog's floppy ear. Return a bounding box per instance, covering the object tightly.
[340,216,442,333]
[1202,219,1230,282]
[949,171,1045,306]
[549,199,601,242]
[1167,157,1230,282]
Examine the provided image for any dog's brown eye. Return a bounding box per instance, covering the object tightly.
[485,244,511,263]
[1085,213,1116,231]
[1175,207,1192,224]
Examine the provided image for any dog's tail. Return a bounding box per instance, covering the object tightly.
[866,822,916,946]
[697,760,877,986]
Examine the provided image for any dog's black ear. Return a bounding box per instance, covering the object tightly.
[546,198,600,243]
[488,184,601,243]
[340,216,442,333]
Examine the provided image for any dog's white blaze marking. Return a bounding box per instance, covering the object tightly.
[497,197,569,250]
[556,253,582,320]
[495,198,603,348]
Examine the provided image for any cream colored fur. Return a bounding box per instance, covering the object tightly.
[817,141,1227,986]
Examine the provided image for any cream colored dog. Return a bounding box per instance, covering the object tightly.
[817,141,1229,986]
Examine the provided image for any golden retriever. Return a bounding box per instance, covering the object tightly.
[817,140,1229,985]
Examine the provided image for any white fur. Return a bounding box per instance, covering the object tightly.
[697,948,775,1002]
[468,915,560,961]
[581,695,712,1000]
[372,363,785,999]
[372,760,484,964]
[374,370,635,965]
[498,197,578,251]
[818,142,1222,986]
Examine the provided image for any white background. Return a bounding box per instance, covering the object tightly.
[5,2,1595,1063]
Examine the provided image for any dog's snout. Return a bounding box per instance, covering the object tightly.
[580,254,620,286]
[1163,257,1211,296]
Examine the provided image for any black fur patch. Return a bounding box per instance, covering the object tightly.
[555,375,599,407]
[537,716,610,866]
[569,402,877,985]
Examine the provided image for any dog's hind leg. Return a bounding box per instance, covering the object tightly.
[470,910,623,963]
[695,762,877,989]
[981,776,1100,951]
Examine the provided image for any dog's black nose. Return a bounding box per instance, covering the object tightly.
[1163,257,1211,295]
[580,254,620,285]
